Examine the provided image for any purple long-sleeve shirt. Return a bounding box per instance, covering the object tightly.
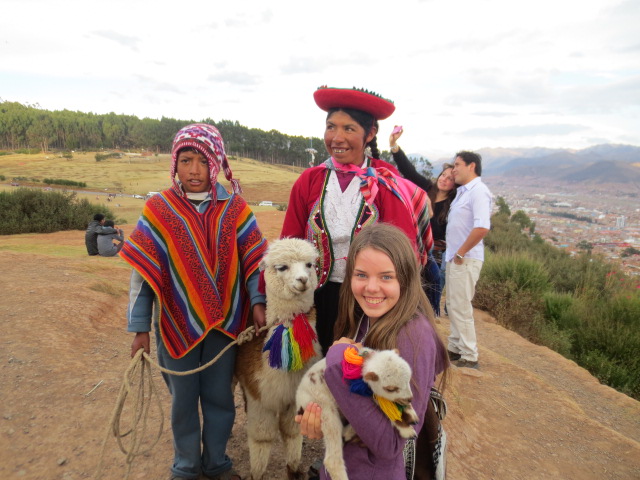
[321,312,445,480]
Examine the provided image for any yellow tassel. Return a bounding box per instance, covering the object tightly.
[374,395,402,422]
[290,334,303,371]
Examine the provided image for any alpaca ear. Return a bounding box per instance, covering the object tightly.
[364,371,379,382]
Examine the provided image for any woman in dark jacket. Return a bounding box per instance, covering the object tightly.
[389,127,457,316]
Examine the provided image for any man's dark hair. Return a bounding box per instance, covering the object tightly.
[455,150,482,176]
[104,219,115,228]
[93,213,105,221]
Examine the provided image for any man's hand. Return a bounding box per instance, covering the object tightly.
[131,332,150,358]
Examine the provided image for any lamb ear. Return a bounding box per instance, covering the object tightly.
[393,348,400,355]
[364,371,379,382]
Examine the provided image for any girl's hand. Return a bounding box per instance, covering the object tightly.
[332,337,355,346]
[295,402,323,439]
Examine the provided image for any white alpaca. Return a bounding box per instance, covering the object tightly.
[296,347,419,480]
[235,238,321,480]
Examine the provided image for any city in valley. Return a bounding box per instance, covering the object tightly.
[484,176,640,277]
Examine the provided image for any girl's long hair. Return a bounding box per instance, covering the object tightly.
[335,223,437,350]
[334,223,449,392]
[427,164,456,226]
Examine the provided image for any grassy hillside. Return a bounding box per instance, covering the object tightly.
[0,152,303,224]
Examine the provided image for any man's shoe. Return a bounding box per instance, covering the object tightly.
[453,359,479,369]
[447,350,461,361]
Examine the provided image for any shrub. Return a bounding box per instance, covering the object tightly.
[276,203,288,212]
[475,252,551,340]
[535,319,573,358]
[0,189,115,234]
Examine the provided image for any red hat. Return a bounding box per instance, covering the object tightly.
[313,86,396,120]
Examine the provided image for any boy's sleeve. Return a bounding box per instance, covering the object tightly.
[126,270,154,332]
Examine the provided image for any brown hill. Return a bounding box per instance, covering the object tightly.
[0,214,639,480]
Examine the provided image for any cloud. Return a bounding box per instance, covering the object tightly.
[462,124,589,137]
[134,75,183,94]
[91,30,140,52]
[207,72,261,86]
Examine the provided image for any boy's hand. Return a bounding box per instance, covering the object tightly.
[252,303,267,336]
[131,332,150,358]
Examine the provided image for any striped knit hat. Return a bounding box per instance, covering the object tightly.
[170,123,241,202]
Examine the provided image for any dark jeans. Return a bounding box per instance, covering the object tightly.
[422,253,442,316]
[314,281,342,357]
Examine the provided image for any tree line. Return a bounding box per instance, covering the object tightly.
[0,101,326,168]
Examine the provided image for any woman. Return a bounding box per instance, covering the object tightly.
[390,128,457,315]
[297,223,449,480]
[281,86,426,355]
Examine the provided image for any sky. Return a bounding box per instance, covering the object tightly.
[1,0,639,159]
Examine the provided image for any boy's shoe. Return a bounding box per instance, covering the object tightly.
[447,350,461,361]
[453,359,479,369]
[201,469,242,480]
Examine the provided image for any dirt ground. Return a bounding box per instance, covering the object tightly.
[1,211,639,480]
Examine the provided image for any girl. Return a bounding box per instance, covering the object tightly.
[298,223,449,480]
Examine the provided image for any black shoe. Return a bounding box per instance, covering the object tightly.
[447,350,461,361]
[453,359,479,369]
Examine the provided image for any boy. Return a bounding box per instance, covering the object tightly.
[120,124,268,480]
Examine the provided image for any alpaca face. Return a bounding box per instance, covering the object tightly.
[362,349,414,406]
[261,238,319,301]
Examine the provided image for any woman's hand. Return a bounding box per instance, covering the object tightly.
[295,402,324,439]
[389,125,404,147]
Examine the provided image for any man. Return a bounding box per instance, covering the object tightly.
[445,151,492,369]
[84,213,117,256]
[97,220,124,257]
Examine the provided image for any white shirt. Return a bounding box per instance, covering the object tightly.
[445,176,492,262]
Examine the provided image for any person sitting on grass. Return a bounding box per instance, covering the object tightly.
[97,220,124,257]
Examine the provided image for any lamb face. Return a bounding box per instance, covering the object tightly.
[362,349,414,406]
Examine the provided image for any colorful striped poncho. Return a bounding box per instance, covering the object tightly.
[120,188,267,359]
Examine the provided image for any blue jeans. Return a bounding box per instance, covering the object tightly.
[155,326,237,479]
[422,252,443,316]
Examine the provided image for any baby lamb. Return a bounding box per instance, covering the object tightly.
[296,346,419,480]
[235,237,321,480]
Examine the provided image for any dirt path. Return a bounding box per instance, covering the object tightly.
[0,216,639,479]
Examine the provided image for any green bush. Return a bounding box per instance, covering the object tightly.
[475,252,551,339]
[0,189,115,234]
[535,319,573,357]
[43,178,87,188]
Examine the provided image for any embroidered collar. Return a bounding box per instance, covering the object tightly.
[341,346,405,422]
[262,313,318,371]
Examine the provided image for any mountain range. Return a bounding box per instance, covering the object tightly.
[424,144,640,183]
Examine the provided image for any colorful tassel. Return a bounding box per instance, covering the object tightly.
[262,313,318,371]
[374,395,404,422]
[341,347,406,424]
